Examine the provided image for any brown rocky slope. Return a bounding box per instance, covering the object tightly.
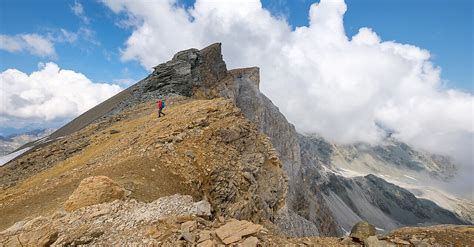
[0,97,289,231]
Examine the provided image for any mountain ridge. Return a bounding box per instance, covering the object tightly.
[0,43,469,243]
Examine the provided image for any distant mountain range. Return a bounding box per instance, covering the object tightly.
[0,129,55,156]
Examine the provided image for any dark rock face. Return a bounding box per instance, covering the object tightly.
[362,174,465,225]
[295,135,340,235]
[372,142,425,171]
[320,173,466,233]
[212,68,302,186]
[143,43,227,97]
[145,48,200,95]
[198,43,228,88]
[298,134,334,171]
[300,134,457,182]
[197,66,328,236]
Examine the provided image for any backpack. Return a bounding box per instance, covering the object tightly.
[157,100,165,109]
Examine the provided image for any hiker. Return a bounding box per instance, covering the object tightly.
[157,98,166,118]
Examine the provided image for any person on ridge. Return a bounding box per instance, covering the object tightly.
[157,98,166,118]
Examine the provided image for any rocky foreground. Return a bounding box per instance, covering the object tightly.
[2,175,472,246]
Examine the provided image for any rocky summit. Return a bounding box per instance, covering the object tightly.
[0,43,472,246]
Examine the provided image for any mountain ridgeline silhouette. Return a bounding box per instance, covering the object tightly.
[0,44,468,242]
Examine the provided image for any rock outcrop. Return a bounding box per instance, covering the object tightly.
[214,220,263,244]
[64,176,125,212]
[195,62,328,236]
[350,221,376,241]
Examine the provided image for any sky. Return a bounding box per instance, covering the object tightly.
[0,0,472,93]
[0,0,473,179]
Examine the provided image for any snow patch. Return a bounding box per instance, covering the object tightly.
[403,175,418,181]
[336,167,366,178]
[0,147,31,166]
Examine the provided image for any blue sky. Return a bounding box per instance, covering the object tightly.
[0,0,147,87]
[0,0,472,92]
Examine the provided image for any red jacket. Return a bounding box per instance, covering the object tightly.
[157,100,163,109]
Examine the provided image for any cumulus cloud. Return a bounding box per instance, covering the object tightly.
[0,34,56,57]
[100,0,473,167]
[0,63,121,127]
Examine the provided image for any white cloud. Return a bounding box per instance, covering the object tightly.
[71,0,90,24]
[0,63,122,126]
[0,34,56,57]
[20,34,56,57]
[100,0,473,167]
[0,35,23,52]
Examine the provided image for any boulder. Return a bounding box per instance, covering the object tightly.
[17,226,58,247]
[215,220,262,244]
[240,236,259,247]
[64,176,125,212]
[350,221,376,241]
[181,221,197,232]
[197,230,212,243]
[192,200,212,217]
[1,217,58,247]
[180,231,196,243]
